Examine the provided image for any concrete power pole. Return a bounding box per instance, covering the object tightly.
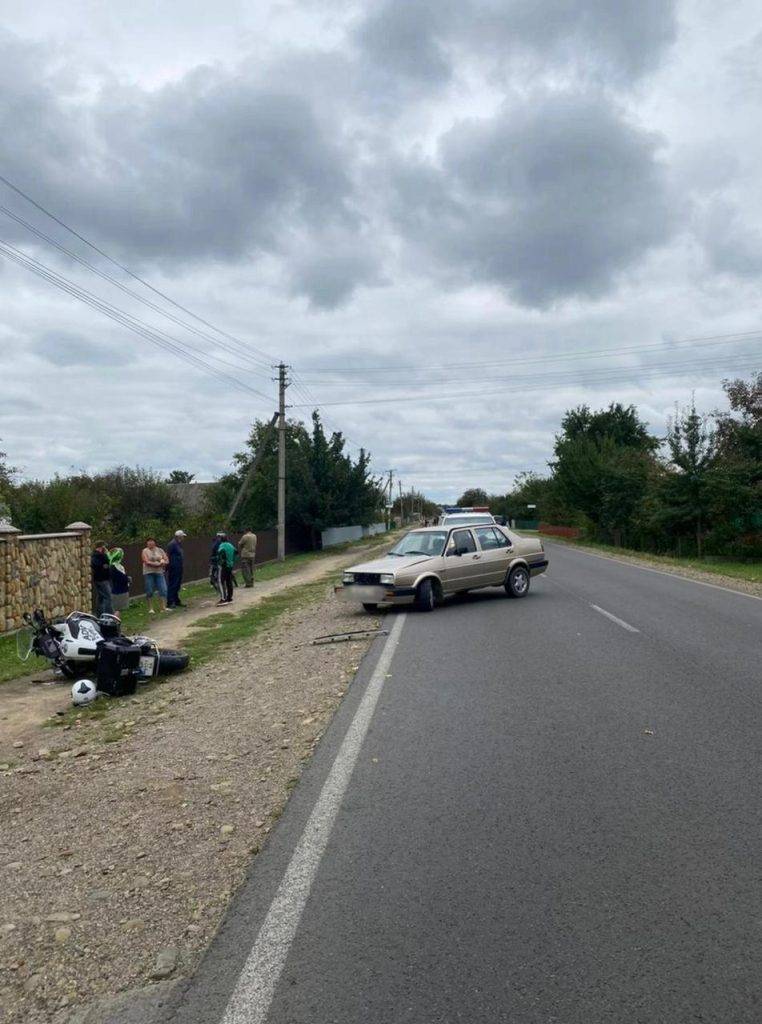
[277,362,288,561]
[387,469,394,530]
[398,480,403,524]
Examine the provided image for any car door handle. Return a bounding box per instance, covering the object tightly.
[472,554,481,559]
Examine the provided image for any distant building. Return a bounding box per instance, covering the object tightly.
[170,482,215,516]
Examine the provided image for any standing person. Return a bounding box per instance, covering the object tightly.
[91,542,113,615]
[166,529,187,608]
[215,533,236,605]
[238,527,257,588]
[209,531,225,591]
[108,546,131,619]
[141,537,169,614]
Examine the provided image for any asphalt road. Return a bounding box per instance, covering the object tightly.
[164,543,761,1024]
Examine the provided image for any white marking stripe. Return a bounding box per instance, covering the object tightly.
[590,603,640,633]
[220,612,408,1024]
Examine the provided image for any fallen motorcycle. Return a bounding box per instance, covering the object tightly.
[18,609,189,682]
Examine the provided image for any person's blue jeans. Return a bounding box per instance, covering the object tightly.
[144,572,167,599]
[167,565,183,606]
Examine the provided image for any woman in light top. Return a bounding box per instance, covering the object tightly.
[141,537,169,614]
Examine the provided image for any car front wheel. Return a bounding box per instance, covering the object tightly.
[505,565,530,598]
[415,578,436,612]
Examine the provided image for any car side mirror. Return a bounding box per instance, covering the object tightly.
[446,547,460,557]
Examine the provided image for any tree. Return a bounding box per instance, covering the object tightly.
[707,372,762,551]
[552,403,658,544]
[656,401,716,557]
[457,487,489,507]
[167,469,196,484]
[211,412,385,542]
[503,472,574,525]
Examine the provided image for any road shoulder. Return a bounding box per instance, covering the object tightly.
[0,574,385,1024]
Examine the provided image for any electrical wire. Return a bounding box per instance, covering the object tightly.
[0,203,276,380]
[0,172,278,370]
[292,328,762,383]
[0,238,275,403]
[289,354,759,409]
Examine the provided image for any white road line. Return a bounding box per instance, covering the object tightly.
[220,612,408,1024]
[548,542,762,601]
[590,603,640,633]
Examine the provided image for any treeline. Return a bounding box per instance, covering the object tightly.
[459,373,761,559]
[0,413,385,545]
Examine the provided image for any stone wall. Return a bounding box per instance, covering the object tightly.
[0,521,92,634]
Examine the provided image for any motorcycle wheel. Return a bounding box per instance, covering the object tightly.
[60,661,80,680]
[157,649,190,675]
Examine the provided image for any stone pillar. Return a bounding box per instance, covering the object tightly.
[0,518,22,633]
[66,522,92,612]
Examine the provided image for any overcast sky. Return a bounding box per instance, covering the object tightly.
[1,0,760,501]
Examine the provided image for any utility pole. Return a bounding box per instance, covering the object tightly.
[386,469,394,530]
[398,480,403,524]
[277,363,289,561]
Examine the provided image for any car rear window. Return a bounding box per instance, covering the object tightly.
[442,515,494,526]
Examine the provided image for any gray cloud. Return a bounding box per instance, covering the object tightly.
[355,0,452,85]
[701,201,762,279]
[388,92,677,306]
[0,31,379,304]
[354,0,677,85]
[30,330,130,367]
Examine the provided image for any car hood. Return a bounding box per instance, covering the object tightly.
[347,554,436,574]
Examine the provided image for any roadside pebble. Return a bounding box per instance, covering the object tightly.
[150,946,178,979]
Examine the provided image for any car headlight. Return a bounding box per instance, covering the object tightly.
[343,572,355,584]
[380,573,395,585]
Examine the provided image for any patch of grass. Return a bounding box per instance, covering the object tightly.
[182,576,332,667]
[188,614,231,630]
[548,536,762,584]
[0,631,49,685]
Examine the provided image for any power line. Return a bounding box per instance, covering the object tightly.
[0,171,277,370]
[0,203,275,380]
[288,354,759,409]
[0,238,275,403]
[293,328,762,382]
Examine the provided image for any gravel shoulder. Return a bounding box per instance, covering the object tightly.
[0,575,382,1024]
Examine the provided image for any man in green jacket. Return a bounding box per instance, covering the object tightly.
[238,528,257,587]
[216,534,236,605]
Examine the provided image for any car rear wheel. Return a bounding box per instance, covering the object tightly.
[505,565,530,598]
[415,578,436,612]
[362,603,378,612]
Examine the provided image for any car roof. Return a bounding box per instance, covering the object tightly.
[407,524,496,532]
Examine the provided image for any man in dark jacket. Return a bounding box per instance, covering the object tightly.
[166,530,187,608]
[91,542,113,615]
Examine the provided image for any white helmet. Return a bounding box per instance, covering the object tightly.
[71,679,97,706]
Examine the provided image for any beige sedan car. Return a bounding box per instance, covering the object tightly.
[336,525,548,612]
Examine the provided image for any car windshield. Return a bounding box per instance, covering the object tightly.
[388,531,447,557]
[441,515,494,526]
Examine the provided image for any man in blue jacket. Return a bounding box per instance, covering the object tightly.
[166,530,187,608]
